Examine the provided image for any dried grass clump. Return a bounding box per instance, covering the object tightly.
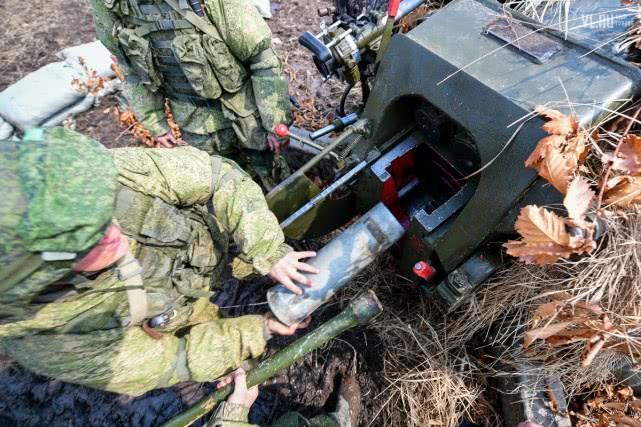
[448,207,641,397]
[340,257,489,427]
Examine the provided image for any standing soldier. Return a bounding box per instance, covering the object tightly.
[90,0,292,188]
[0,127,316,395]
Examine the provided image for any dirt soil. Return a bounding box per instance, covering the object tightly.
[0,0,396,426]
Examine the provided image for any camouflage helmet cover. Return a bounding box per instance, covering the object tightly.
[16,127,118,254]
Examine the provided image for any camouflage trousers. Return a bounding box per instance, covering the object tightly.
[182,129,289,191]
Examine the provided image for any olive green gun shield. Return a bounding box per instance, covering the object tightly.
[267,174,320,220]
[267,175,357,240]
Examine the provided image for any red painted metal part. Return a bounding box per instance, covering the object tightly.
[413,261,436,280]
[388,0,401,17]
[380,148,416,226]
[274,123,290,138]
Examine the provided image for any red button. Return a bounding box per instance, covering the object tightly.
[413,261,435,280]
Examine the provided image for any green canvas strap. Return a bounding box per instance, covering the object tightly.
[115,249,148,327]
[163,0,225,41]
[134,19,193,36]
[0,253,44,295]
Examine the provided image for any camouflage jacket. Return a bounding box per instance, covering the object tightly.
[89,0,291,151]
[0,146,291,396]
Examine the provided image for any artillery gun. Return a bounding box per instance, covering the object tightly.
[267,0,641,321]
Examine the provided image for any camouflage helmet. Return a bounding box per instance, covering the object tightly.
[16,127,118,255]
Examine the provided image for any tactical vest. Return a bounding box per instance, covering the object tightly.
[107,0,248,107]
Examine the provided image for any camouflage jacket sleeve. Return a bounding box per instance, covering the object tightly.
[208,402,256,427]
[88,0,169,137]
[204,0,292,133]
[2,296,269,396]
[111,146,290,275]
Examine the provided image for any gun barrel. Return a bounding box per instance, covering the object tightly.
[268,203,404,325]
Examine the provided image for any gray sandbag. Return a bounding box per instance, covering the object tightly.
[58,41,116,79]
[40,78,122,128]
[0,62,86,131]
[251,0,272,18]
[0,117,13,140]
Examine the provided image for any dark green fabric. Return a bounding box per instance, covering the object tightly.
[17,128,118,254]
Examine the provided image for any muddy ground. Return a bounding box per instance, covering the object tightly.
[0,0,400,426]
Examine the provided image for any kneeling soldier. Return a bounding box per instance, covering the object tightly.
[0,127,316,396]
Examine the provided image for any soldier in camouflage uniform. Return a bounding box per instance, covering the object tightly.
[89,0,292,188]
[209,368,361,427]
[0,127,317,396]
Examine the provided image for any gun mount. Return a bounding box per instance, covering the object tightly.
[268,0,641,313]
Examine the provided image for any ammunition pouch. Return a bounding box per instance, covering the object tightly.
[171,34,223,100]
[116,27,162,91]
[220,83,267,151]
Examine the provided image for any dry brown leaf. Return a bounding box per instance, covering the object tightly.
[504,241,573,265]
[514,206,570,246]
[564,176,595,222]
[164,99,182,140]
[532,299,568,324]
[524,321,578,348]
[524,298,618,366]
[111,60,125,82]
[535,105,578,136]
[615,415,641,427]
[113,108,154,147]
[605,134,641,176]
[538,146,576,194]
[525,134,565,168]
[604,176,641,207]
[582,335,607,367]
[568,132,590,164]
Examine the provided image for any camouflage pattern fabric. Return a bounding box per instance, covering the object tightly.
[182,130,290,189]
[209,403,339,427]
[89,0,292,161]
[17,128,117,254]
[0,139,292,396]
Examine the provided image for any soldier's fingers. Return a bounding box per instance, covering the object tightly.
[279,275,303,295]
[294,251,316,260]
[268,319,294,336]
[216,376,233,389]
[299,317,312,328]
[296,262,320,275]
[289,270,312,287]
[233,369,248,392]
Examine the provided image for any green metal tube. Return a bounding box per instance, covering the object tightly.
[161,291,383,427]
[266,119,367,201]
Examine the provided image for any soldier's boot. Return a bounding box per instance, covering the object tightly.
[328,375,362,427]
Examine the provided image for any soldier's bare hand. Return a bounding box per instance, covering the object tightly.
[268,251,319,295]
[155,132,179,148]
[267,133,288,154]
[266,315,311,336]
[226,369,259,408]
